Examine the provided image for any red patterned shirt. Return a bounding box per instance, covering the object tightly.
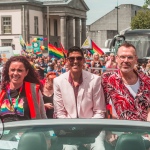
[101,70,150,121]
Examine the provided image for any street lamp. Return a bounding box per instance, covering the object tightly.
[115,0,119,34]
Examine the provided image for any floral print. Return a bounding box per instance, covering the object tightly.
[101,70,150,121]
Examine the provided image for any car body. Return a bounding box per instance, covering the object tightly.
[1,119,150,150]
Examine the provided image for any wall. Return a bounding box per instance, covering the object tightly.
[87,4,144,48]
[0,9,21,50]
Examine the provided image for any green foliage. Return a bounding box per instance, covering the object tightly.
[131,10,150,29]
[143,0,150,8]
[145,0,150,5]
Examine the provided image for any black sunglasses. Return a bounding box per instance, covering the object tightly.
[68,56,83,62]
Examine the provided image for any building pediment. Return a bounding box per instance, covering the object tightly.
[41,0,89,11]
[68,0,89,11]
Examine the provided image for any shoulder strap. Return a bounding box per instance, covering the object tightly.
[25,82,36,119]
[35,84,40,107]
[0,90,6,108]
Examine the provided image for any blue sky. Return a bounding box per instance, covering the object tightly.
[85,0,145,25]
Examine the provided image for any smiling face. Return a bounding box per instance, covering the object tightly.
[9,61,28,86]
[67,51,84,74]
[116,46,138,73]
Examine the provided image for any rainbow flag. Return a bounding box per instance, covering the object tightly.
[36,51,42,57]
[48,44,64,59]
[89,41,104,56]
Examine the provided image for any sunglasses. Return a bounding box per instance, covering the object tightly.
[68,56,83,62]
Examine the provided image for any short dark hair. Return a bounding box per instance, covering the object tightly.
[119,42,136,50]
[67,46,84,57]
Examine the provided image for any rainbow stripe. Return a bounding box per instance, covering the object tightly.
[48,44,64,59]
[0,98,24,116]
[36,52,42,57]
[89,41,104,56]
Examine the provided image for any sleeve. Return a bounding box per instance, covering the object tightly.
[53,78,68,118]
[39,90,47,119]
[101,73,110,105]
[92,76,106,118]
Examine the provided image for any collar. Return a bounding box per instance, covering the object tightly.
[68,72,83,87]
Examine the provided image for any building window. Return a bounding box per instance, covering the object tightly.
[34,16,38,35]
[1,17,12,34]
[1,39,12,46]
[54,19,58,36]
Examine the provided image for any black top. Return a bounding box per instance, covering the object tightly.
[43,94,54,118]
[0,86,30,122]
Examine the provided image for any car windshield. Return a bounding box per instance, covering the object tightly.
[1,119,150,150]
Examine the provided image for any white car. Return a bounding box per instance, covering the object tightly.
[1,119,150,150]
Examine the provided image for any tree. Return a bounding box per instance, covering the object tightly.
[143,0,150,8]
[131,10,150,29]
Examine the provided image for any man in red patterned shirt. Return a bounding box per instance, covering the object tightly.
[102,42,150,121]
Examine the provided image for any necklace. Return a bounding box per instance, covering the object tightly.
[7,84,23,112]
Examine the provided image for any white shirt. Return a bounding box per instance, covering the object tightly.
[124,78,140,98]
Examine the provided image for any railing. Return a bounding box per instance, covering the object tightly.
[83,67,119,76]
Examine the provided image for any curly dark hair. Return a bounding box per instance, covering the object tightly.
[2,56,42,90]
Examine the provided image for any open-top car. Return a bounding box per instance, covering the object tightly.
[1,119,150,150]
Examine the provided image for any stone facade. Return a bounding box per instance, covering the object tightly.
[0,0,89,50]
[87,4,144,48]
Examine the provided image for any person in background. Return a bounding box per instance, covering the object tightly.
[47,62,55,73]
[0,56,47,122]
[63,62,70,72]
[26,56,35,69]
[43,72,56,118]
[55,60,64,76]
[140,63,147,74]
[91,53,103,74]
[38,58,46,79]
[105,53,117,71]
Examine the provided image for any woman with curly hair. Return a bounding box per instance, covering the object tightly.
[0,56,47,122]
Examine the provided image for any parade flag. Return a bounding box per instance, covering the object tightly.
[48,44,64,59]
[81,37,104,56]
[81,36,92,49]
[58,40,67,58]
[36,51,42,57]
[90,40,104,56]
[19,35,26,51]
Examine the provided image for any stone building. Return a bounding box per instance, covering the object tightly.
[87,4,144,48]
[0,0,89,50]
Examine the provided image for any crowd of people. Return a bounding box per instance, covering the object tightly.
[0,42,150,149]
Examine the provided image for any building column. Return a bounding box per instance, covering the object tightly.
[47,6,50,44]
[75,17,80,47]
[67,16,74,49]
[60,16,66,49]
[24,5,29,43]
[43,14,47,46]
[21,5,25,41]
[81,18,86,45]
